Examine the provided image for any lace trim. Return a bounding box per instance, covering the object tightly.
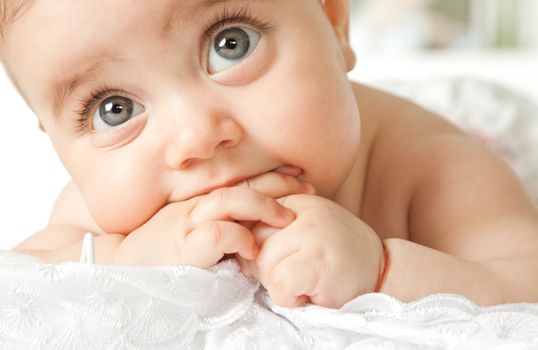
[1,251,538,349]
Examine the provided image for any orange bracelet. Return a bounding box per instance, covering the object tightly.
[374,242,389,293]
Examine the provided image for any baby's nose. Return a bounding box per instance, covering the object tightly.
[165,114,243,170]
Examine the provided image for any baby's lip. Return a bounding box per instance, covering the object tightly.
[274,165,303,177]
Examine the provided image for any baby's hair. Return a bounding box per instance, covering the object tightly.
[0,0,33,101]
[0,0,33,42]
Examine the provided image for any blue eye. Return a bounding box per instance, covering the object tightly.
[208,26,261,74]
[92,96,144,131]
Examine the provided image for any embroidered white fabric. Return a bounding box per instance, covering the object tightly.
[1,79,538,349]
[1,253,538,349]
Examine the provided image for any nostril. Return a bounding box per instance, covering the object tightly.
[179,158,193,169]
[219,139,233,148]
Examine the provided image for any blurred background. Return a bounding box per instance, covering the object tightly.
[348,0,538,99]
[1,0,537,249]
[351,0,538,51]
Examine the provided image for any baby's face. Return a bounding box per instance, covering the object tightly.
[5,0,360,234]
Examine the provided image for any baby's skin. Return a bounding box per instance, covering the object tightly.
[2,0,538,308]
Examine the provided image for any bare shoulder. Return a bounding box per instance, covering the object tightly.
[48,181,106,235]
[14,181,106,252]
[354,83,538,259]
[353,82,462,239]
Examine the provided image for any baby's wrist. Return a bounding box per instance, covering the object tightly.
[374,240,390,293]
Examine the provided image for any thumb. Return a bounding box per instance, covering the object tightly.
[251,222,280,246]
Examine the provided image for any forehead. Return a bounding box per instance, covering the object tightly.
[0,0,33,40]
[8,0,192,61]
[7,0,260,63]
[6,0,251,107]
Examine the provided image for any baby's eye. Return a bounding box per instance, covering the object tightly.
[208,26,261,74]
[92,96,145,131]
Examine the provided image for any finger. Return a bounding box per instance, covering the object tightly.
[236,172,316,197]
[266,252,320,301]
[262,252,318,307]
[255,226,299,277]
[251,222,279,246]
[255,245,300,296]
[181,221,257,268]
[235,254,255,278]
[272,251,348,309]
[237,220,257,230]
[189,187,296,229]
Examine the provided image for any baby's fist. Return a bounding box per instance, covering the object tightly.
[250,194,384,308]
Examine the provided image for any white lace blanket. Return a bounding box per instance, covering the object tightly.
[1,251,538,349]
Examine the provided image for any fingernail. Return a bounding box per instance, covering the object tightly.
[303,182,316,194]
[280,207,296,223]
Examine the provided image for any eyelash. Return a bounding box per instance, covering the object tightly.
[203,5,274,47]
[73,5,274,134]
[74,85,124,134]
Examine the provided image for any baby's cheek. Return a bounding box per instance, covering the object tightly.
[84,184,167,235]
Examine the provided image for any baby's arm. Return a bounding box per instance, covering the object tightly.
[385,135,538,304]
[13,181,124,263]
[373,99,538,305]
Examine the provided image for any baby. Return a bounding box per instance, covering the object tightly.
[2,0,538,309]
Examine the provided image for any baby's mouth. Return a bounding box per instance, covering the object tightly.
[218,165,304,191]
[273,165,303,177]
[180,165,305,201]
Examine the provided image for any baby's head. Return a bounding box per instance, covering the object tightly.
[1,0,360,234]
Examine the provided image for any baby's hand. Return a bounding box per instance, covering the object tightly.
[113,172,312,267]
[178,172,314,267]
[246,194,384,309]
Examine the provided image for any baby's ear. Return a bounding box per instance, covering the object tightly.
[322,0,356,72]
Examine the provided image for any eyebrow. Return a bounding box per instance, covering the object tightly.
[0,0,34,40]
[51,56,127,117]
[160,0,229,38]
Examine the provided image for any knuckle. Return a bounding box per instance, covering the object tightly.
[236,177,253,189]
[243,177,253,189]
[210,187,231,206]
[254,252,270,275]
[207,222,223,248]
[269,268,291,293]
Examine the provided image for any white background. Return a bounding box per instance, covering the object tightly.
[0,70,69,249]
[1,50,537,249]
